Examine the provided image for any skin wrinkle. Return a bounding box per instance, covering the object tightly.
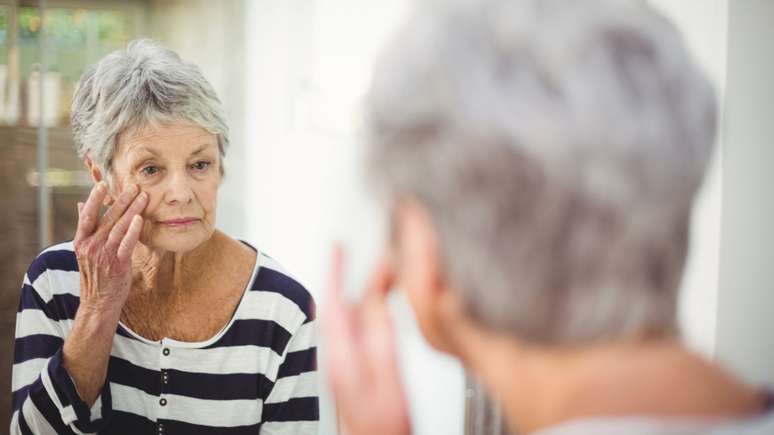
[111,125,216,248]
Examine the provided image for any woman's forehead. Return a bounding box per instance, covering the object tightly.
[117,124,218,158]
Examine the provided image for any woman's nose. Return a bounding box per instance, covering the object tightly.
[163,170,194,205]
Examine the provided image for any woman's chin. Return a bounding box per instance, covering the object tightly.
[144,229,212,254]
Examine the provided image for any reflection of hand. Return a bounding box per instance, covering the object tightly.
[323,246,412,435]
[74,182,146,317]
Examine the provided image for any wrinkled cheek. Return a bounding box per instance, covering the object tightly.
[138,219,155,245]
[137,192,158,244]
[202,188,219,228]
[206,207,217,228]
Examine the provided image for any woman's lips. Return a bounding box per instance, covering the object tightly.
[158,217,200,227]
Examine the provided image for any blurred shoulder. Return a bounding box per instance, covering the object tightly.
[534,411,774,435]
[709,411,774,435]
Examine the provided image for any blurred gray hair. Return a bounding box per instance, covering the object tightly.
[366,0,717,344]
[71,39,229,177]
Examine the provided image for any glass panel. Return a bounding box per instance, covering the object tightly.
[19,7,130,127]
[0,7,17,433]
[0,6,10,124]
[0,7,6,67]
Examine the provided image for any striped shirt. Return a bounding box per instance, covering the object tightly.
[11,241,318,435]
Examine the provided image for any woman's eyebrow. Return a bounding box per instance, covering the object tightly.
[190,143,217,156]
[127,145,159,159]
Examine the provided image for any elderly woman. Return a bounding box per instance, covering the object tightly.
[11,40,317,434]
[325,0,774,434]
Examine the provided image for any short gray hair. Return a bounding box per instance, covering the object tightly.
[366,0,717,344]
[71,39,229,176]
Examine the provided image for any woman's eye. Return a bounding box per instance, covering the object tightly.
[191,161,211,172]
[141,166,160,177]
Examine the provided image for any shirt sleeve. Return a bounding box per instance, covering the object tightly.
[260,304,319,434]
[10,254,112,435]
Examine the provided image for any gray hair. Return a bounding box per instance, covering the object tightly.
[366,0,717,344]
[71,39,229,177]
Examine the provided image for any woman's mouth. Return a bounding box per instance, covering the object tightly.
[158,217,200,227]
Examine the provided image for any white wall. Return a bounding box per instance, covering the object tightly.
[716,0,774,386]
[650,0,774,387]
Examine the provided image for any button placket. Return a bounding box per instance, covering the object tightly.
[158,340,172,419]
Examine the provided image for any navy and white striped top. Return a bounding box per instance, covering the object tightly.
[11,241,318,435]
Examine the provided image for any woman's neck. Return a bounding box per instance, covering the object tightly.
[454,327,763,434]
[130,231,223,296]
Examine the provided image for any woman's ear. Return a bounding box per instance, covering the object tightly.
[396,200,484,357]
[84,157,114,206]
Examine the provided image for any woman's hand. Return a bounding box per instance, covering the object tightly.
[323,246,412,435]
[62,181,147,406]
[73,181,147,317]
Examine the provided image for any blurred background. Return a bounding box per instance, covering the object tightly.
[0,0,772,434]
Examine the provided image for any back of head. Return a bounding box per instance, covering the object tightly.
[366,0,717,344]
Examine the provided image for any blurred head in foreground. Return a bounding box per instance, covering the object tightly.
[366,0,716,349]
[327,1,773,434]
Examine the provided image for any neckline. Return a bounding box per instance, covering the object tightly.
[116,240,261,348]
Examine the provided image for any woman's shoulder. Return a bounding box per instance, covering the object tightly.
[240,243,316,325]
[24,240,79,293]
[19,241,81,322]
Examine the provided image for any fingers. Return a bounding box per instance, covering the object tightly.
[323,245,363,394]
[363,254,396,306]
[324,247,409,435]
[116,215,144,262]
[362,257,399,373]
[106,191,148,252]
[74,182,108,242]
[328,244,345,306]
[323,245,353,352]
[97,184,140,237]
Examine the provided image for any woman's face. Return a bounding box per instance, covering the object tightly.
[109,123,221,253]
